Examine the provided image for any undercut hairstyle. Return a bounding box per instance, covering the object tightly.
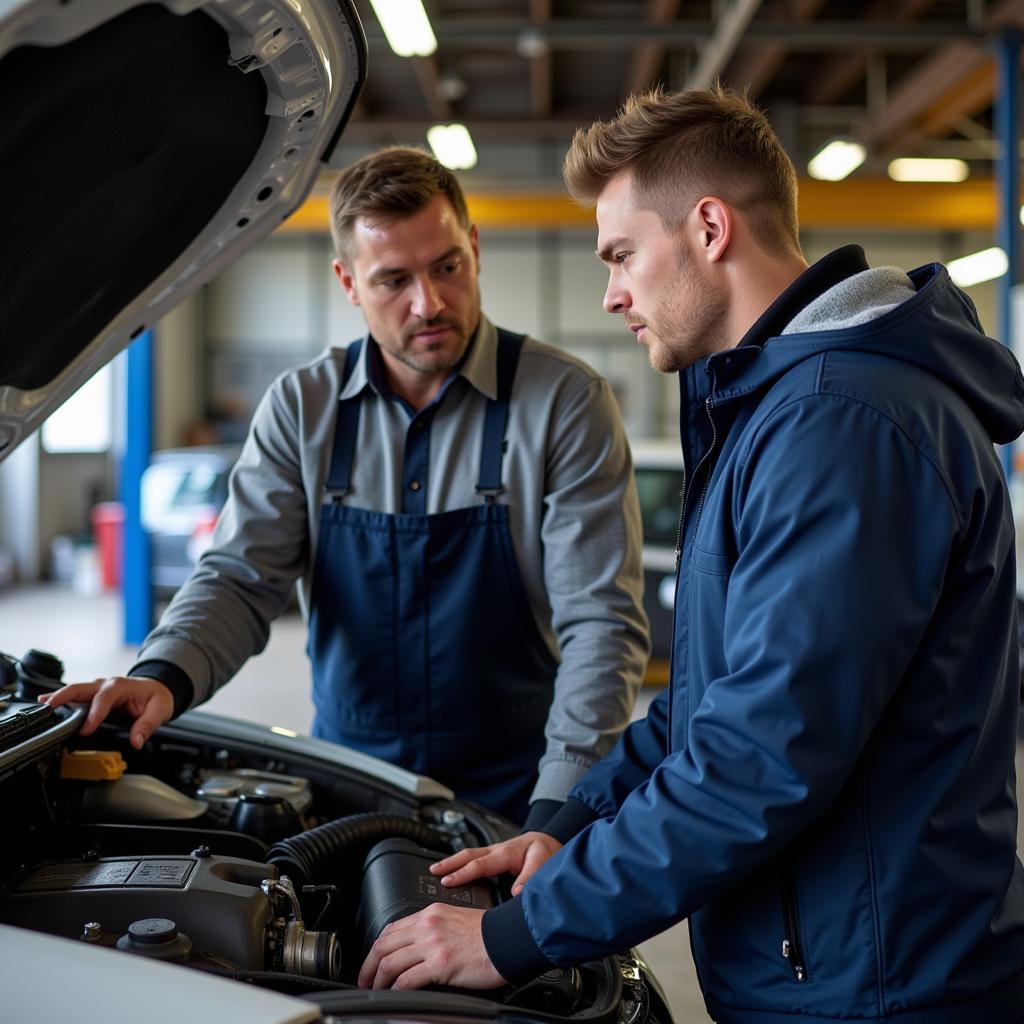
[564,86,800,255]
[329,147,471,262]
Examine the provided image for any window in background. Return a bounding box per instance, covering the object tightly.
[41,365,112,453]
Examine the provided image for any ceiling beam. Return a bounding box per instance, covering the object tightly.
[627,0,682,96]
[856,0,1024,153]
[412,56,452,122]
[529,0,552,120]
[688,0,765,89]
[891,60,997,156]
[806,0,935,106]
[726,0,826,100]
[360,20,981,51]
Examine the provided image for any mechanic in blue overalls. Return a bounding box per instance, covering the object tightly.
[47,148,649,830]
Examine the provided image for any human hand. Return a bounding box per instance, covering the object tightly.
[39,676,174,750]
[429,832,563,896]
[358,905,505,990]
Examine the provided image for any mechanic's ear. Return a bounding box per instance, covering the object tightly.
[333,259,361,306]
[692,197,731,264]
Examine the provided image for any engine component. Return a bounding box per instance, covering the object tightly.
[196,768,313,824]
[78,773,208,821]
[60,749,127,781]
[262,877,341,980]
[228,792,302,843]
[267,812,452,888]
[359,838,495,954]
[16,649,64,698]
[0,698,57,752]
[116,917,193,963]
[505,967,583,1016]
[0,853,273,969]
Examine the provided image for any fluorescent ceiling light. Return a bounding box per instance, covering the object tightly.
[888,158,969,183]
[427,124,478,170]
[807,139,866,182]
[947,246,1008,288]
[369,0,437,57]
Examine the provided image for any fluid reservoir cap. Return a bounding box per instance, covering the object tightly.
[117,918,193,961]
[60,749,128,781]
[129,918,178,944]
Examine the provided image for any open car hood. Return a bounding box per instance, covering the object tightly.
[0,0,366,461]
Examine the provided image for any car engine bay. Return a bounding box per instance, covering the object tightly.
[0,648,670,1024]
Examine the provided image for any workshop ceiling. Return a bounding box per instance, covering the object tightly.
[336,0,1024,183]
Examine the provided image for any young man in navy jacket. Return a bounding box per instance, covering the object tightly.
[358,88,1024,1023]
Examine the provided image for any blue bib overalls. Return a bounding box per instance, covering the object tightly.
[307,331,558,822]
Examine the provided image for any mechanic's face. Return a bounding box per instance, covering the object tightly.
[597,173,727,373]
[334,195,481,382]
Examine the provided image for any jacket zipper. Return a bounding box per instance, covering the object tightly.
[674,396,718,572]
[781,868,809,982]
[668,393,720,756]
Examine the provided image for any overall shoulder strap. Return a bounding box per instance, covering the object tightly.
[476,328,525,500]
[323,340,364,502]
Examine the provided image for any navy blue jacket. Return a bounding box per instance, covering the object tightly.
[484,249,1024,1022]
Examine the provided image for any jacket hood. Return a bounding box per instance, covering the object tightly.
[708,262,1024,445]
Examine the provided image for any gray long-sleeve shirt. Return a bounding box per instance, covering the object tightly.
[135,316,650,803]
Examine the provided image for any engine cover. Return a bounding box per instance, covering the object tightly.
[0,853,275,968]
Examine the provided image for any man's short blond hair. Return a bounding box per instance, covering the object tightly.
[564,86,800,254]
[329,147,471,262]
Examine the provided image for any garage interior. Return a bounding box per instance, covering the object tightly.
[3,2,1024,1020]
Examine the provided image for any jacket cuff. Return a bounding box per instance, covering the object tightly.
[522,799,562,833]
[482,899,556,985]
[538,797,599,845]
[129,660,195,719]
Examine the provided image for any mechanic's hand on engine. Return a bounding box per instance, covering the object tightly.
[39,676,174,750]
[359,905,506,990]
[430,832,563,895]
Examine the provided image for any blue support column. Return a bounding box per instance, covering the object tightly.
[121,331,153,644]
[996,29,1020,478]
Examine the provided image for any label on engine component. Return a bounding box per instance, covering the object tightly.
[417,874,473,906]
[21,860,139,892]
[126,859,194,888]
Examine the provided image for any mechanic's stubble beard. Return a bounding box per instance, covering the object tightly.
[393,315,475,375]
[638,242,729,375]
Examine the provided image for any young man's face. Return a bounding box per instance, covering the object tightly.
[334,194,481,380]
[596,173,727,373]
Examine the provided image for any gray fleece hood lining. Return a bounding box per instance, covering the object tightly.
[782,267,917,337]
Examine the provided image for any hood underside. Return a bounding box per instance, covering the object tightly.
[0,0,365,459]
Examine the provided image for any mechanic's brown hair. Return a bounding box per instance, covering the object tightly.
[564,85,800,254]
[329,147,471,261]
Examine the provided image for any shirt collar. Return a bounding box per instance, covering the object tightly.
[337,315,500,403]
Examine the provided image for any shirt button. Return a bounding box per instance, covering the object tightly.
[409,480,421,491]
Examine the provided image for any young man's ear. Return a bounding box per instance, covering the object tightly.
[693,197,732,264]
[332,259,360,306]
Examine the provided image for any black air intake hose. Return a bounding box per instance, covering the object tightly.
[266,813,452,888]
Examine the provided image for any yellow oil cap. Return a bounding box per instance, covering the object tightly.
[60,750,128,781]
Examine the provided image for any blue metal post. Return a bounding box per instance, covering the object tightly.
[121,331,153,644]
[996,29,1020,478]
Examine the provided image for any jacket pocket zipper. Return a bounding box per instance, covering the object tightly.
[781,869,809,982]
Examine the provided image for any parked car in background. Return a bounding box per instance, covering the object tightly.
[141,445,241,596]
[630,440,684,672]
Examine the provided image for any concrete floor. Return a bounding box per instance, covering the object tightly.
[2,583,1023,1022]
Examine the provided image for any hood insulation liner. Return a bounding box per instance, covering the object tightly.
[0,4,268,389]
